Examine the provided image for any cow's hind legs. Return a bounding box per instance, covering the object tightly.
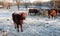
[48,15,50,19]
[54,16,57,20]
[51,15,54,20]
[48,16,50,19]
[14,22,17,29]
[17,25,19,32]
[20,24,23,32]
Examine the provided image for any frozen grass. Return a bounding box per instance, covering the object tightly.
[0,8,60,36]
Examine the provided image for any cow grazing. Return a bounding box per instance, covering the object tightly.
[29,9,39,15]
[12,12,27,32]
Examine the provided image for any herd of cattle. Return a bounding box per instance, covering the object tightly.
[29,8,57,16]
[12,8,57,32]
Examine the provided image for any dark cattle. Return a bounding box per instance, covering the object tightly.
[29,9,39,15]
[12,12,27,32]
[48,9,57,19]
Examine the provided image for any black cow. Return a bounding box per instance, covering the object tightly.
[29,9,39,15]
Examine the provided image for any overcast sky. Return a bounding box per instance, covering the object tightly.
[0,0,51,3]
[0,0,3,1]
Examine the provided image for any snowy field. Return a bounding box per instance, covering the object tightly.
[0,7,60,36]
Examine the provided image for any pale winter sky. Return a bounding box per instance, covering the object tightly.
[0,0,51,3]
[30,0,51,3]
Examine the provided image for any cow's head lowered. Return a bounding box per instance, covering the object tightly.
[19,12,27,20]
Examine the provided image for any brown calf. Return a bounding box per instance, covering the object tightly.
[48,9,57,19]
[12,12,27,32]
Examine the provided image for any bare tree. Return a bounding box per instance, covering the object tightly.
[16,0,20,10]
[23,0,30,10]
[7,3,10,9]
[3,0,11,9]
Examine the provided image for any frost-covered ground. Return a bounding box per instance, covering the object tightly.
[0,7,60,36]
